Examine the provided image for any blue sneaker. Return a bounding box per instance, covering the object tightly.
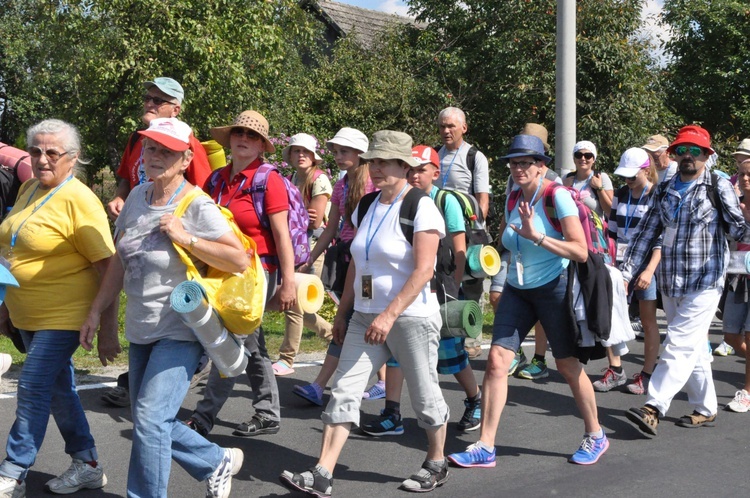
[508,349,527,376]
[518,357,549,380]
[293,383,324,406]
[361,410,404,436]
[568,433,609,465]
[447,442,496,468]
[362,380,386,400]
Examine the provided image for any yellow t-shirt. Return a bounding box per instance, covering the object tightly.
[0,177,115,331]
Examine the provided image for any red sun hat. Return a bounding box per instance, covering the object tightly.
[411,144,440,168]
[667,125,715,155]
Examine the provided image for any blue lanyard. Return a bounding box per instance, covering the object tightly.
[514,179,545,253]
[149,178,187,206]
[623,185,649,236]
[574,172,593,192]
[216,177,247,207]
[440,143,464,188]
[365,182,409,262]
[10,175,74,250]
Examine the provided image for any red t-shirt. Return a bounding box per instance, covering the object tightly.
[206,159,289,270]
[116,133,212,190]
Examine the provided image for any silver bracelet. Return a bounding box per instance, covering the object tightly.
[533,234,546,246]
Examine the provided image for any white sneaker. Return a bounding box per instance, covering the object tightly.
[726,389,750,413]
[0,354,12,381]
[713,341,735,357]
[206,448,243,498]
[45,459,106,494]
[0,476,25,498]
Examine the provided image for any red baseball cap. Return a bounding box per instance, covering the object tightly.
[667,125,715,155]
[411,145,440,168]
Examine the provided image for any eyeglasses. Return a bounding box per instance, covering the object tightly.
[230,128,262,140]
[506,160,538,170]
[142,94,177,106]
[674,145,703,157]
[573,152,595,160]
[27,146,70,163]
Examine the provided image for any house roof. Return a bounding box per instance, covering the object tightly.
[305,0,424,49]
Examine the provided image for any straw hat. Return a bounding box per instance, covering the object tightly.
[520,123,549,152]
[210,110,275,153]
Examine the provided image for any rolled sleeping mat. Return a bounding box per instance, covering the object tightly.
[464,244,501,280]
[201,140,227,171]
[439,299,482,339]
[0,264,19,305]
[170,280,248,377]
[727,251,750,274]
[293,272,325,314]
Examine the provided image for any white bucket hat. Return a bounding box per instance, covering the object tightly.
[326,127,369,154]
[282,133,323,165]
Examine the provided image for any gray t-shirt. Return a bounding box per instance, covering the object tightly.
[570,172,613,217]
[658,161,678,184]
[115,184,232,344]
[437,142,490,195]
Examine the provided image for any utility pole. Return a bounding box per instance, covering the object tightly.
[556,0,576,177]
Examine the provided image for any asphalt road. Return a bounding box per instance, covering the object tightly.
[1,318,748,498]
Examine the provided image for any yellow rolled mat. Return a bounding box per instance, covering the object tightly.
[464,244,501,280]
[294,272,325,314]
[201,140,227,171]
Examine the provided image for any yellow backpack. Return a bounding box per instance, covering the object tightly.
[172,187,266,335]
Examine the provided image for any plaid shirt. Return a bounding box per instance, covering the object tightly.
[621,168,749,297]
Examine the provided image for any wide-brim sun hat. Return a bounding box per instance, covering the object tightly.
[282,133,323,165]
[500,134,551,164]
[733,138,750,158]
[138,117,192,152]
[326,127,369,154]
[210,110,275,153]
[520,123,550,152]
[614,147,650,178]
[666,125,715,155]
[360,130,420,167]
[573,140,598,159]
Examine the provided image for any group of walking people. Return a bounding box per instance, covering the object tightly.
[0,74,748,498]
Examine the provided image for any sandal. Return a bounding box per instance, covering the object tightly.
[400,460,449,493]
[279,466,333,497]
[625,405,659,436]
[272,361,295,376]
[676,411,716,428]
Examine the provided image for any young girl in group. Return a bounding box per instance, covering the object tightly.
[292,127,386,405]
[273,133,334,375]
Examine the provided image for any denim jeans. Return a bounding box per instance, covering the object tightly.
[127,339,223,498]
[0,330,97,481]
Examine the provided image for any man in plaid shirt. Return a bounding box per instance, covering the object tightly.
[622,125,750,436]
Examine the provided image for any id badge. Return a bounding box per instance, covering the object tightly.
[361,274,373,300]
[664,225,677,247]
[515,253,524,286]
[616,242,628,262]
[0,254,11,270]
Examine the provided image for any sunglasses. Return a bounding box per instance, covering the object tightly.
[230,128,262,140]
[142,94,177,106]
[674,145,703,157]
[573,152,595,160]
[506,160,538,170]
[27,146,70,163]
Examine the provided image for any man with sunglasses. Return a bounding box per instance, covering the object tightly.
[106,77,211,220]
[642,134,677,184]
[621,125,750,436]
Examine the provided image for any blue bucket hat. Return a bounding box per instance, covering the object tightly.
[0,265,19,304]
[500,135,552,164]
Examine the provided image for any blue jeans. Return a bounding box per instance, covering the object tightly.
[0,330,97,481]
[127,340,223,498]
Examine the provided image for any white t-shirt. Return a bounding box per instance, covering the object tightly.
[351,193,445,317]
[437,142,490,195]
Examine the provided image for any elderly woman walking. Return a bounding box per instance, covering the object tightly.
[280,130,450,495]
[0,119,119,497]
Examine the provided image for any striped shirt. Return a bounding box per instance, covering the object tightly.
[621,168,750,297]
[608,185,655,246]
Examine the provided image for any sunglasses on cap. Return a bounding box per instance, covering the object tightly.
[574,152,595,160]
[142,94,177,106]
[27,146,70,163]
[674,145,703,157]
[230,128,262,140]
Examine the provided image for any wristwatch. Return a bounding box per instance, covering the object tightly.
[188,236,198,250]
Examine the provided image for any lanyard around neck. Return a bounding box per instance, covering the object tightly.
[149,178,187,206]
[217,177,247,208]
[440,142,464,188]
[10,175,74,250]
[624,184,649,236]
[514,179,545,254]
[365,182,409,262]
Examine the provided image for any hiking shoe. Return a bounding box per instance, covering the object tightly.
[272,361,295,376]
[279,466,332,497]
[726,389,750,413]
[456,397,481,432]
[293,383,324,406]
[400,460,449,493]
[361,410,404,436]
[362,380,386,400]
[676,411,716,428]
[517,357,549,380]
[466,345,482,359]
[713,341,735,357]
[592,367,627,392]
[232,414,280,437]
[0,476,25,498]
[625,405,659,436]
[190,359,212,389]
[100,386,130,407]
[626,372,649,395]
[206,448,243,498]
[508,349,527,376]
[447,442,496,468]
[569,433,609,465]
[45,459,106,494]
[631,318,644,339]
[185,417,209,438]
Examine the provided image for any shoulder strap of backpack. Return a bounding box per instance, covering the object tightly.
[399,187,425,246]
[127,132,141,154]
[506,188,522,214]
[249,163,277,229]
[356,191,380,229]
[709,172,729,233]
[206,167,225,197]
[466,146,477,175]
[541,181,564,233]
